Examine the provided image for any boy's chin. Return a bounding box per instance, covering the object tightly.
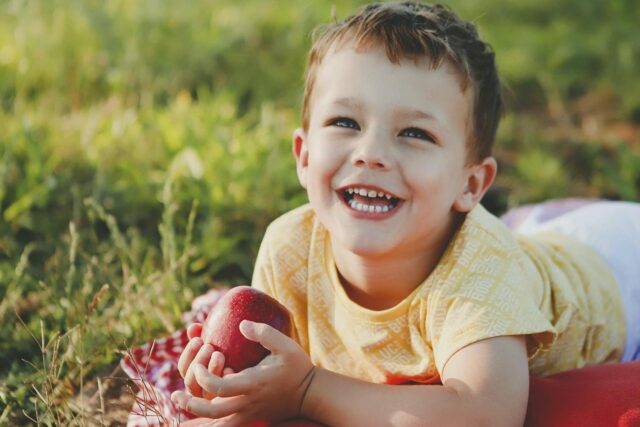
[337,236,400,259]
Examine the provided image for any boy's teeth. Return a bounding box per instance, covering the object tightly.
[348,199,391,213]
[346,187,395,200]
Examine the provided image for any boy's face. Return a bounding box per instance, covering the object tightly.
[293,44,492,259]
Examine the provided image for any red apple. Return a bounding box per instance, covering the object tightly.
[200,286,293,372]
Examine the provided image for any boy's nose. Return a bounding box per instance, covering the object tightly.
[351,133,391,170]
[353,157,387,170]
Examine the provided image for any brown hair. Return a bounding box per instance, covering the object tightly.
[301,2,502,162]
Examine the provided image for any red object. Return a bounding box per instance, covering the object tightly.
[526,361,640,427]
[201,286,293,372]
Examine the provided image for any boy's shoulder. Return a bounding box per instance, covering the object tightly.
[461,203,520,250]
[266,203,316,232]
[262,203,319,251]
[439,203,531,276]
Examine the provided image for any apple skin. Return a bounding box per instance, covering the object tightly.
[200,286,293,372]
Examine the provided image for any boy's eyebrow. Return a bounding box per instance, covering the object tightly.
[394,108,444,129]
[327,98,444,128]
[329,97,365,110]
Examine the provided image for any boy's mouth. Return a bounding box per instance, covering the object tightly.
[339,186,401,213]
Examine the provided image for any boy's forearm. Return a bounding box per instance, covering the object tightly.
[301,368,485,427]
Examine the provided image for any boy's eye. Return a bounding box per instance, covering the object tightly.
[400,127,435,142]
[330,117,360,130]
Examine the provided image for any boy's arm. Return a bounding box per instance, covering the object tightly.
[173,322,529,427]
[303,335,529,427]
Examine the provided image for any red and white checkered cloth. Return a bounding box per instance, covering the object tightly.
[120,288,227,427]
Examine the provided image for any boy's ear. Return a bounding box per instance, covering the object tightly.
[454,156,497,213]
[292,128,309,189]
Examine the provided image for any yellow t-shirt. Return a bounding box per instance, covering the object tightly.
[251,203,625,382]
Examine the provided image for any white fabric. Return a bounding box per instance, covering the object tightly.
[514,201,640,362]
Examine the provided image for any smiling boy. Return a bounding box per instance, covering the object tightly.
[295,43,496,312]
[172,3,634,426]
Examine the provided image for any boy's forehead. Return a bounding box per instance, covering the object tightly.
[321,40,468,92]
[314,43,470,103]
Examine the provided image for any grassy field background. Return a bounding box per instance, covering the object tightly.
[1,0,639,424]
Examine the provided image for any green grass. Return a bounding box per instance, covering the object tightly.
[1,0,639,424]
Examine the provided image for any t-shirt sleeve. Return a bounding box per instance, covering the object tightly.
[427,253,557,376]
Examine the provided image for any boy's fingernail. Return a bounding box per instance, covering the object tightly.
[240,320,254,334]
[173,392,193,410]
[171,391,183,405]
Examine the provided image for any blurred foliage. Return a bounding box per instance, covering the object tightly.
[0,0,639,424]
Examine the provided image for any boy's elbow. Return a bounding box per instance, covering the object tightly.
[475,412,525,427]
[421,398,525,427]
[437,406,521,427]
[465,399,527,427]
[425,409,522,427]
[450,387,527,427]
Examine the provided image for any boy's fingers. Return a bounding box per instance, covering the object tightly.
[172,392,247,420]
[208,351,225,376]
[239,320,293,354]
[202,351,225,399]
[194,364,253,398]
[178,337,204,379]
[186,323,203,340]
[185,344,214,397]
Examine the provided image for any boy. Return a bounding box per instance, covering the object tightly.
[172,2,639,426]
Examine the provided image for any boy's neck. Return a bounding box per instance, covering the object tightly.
[331,213,464,311]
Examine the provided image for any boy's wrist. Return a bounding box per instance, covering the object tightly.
[299,366,322,420]
[298,367,365,426]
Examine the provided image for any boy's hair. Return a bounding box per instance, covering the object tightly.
[302,2,502,163]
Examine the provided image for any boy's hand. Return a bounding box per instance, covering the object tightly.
[171,320,316,426]
[178,322,230,399]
